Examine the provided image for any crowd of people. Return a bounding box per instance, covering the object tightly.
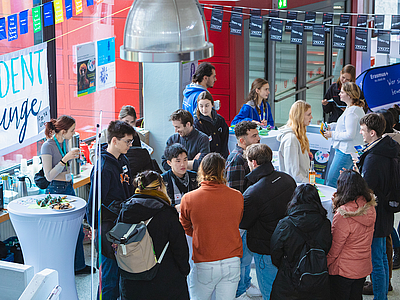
[41,62,400,300]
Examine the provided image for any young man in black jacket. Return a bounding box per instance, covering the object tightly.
[226,121,261,299]
[162,143,198,209]
[87,120,135,300]
[358,113,400,300]
[240,143,297,300]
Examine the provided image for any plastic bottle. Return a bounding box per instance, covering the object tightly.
[309,161,316,185]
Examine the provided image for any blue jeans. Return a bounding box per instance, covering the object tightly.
[371,237,389,300]
[98,255,120,300]
[46,180,75,196]
[236,231,253,297]
[326,149,353,188]
[46,180,86,271]
[253,253,277,300]
[391,227,400,249]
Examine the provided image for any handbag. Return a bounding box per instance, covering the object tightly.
[34,168,50,190]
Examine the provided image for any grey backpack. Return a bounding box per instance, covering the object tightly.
[106,217,169,280]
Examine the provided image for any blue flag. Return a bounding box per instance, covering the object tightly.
[43,2,54,27]
[0,18,6,40]
[87,0,94,6]
[19,10,28,34]
[65,0,73,20]
[8,14,18,41]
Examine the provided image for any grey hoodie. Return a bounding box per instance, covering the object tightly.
[276,125,310,183]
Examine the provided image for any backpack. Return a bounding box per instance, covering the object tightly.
[286,219,329,293]
[106,216,169,281]
[387,156,400,213]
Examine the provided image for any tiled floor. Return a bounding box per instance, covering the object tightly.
[76,213,400,299]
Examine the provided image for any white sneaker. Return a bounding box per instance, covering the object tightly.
[235,293,252,300]
[246,283,262,297]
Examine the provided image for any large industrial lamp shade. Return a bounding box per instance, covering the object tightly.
[120,0,214,63]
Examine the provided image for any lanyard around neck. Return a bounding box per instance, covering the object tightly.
[53,136,67,156]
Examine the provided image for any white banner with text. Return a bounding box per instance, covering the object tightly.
[0,43,50,156]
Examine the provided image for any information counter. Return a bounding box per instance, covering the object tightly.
[229,125,332,180]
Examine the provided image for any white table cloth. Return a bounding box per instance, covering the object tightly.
[315,184,335,223]
[8,195,86,300]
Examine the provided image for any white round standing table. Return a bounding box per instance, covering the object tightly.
[8,195,86,300]
[315,184,335,222]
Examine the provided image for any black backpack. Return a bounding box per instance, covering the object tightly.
[286,219,329,293]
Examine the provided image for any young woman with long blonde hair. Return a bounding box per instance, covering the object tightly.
[277,100,312,183]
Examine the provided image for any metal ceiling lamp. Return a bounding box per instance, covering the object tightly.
[120,0,214,63]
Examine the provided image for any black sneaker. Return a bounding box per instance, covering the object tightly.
[75,265,96,275]
[393,247,400,270]
[362,281,373,295]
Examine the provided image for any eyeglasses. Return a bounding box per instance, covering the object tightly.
[120,138,133,146]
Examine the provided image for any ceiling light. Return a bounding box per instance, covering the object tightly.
[120,0,214,63]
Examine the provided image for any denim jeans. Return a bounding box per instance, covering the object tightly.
[98,254,120,300]
[190,257,240,300]
[46,180,86,271]
[236,231,253,297]
[371,237,389,300]
[326,149,353,188]
[391,227,400,249]
[253,253,277,300]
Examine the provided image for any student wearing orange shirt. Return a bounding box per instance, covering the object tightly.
[180,153,243,300]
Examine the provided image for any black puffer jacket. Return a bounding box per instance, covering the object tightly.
[239,162,296,254]
[270,204,332,300]
[118,193,190,300]
[194,109,229,158]
[358,135,400,237]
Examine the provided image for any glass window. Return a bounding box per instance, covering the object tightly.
[0,1,142,174]
[274,31,297,126]
[0,1,39,172]
[306,30,325,125]
[55,1,142,141]
[249,24,266,90]
[373,0,400,67]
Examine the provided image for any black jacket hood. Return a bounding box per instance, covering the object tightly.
[287,204,327,234]
[120,194,173,224]
[366,135,399,159]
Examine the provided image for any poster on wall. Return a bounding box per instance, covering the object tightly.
[96,37,116,92]
[182,61,198,92]
[0,43,50,156]
[77,42,96,97]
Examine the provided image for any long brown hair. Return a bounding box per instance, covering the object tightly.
[197,153,227,184]
[333,170,374,211]
[196,91,214,120]
[45,115,75,139]
[245,78,269,116]
[336,64,356,89]
[342,82,364,108]
[287,100,311,153]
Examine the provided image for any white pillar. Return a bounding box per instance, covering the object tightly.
[143,63,182,168]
